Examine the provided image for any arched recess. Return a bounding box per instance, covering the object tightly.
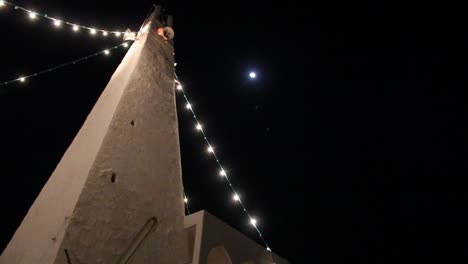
[206,245,232,264]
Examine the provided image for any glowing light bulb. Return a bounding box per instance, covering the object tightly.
[176,84,183,90]
[249,72,257,79]
[18,77,26,82]
[207,146,214,153]
[123,43,129,48]
[73,25,79,32]
[29,12,37,19]
[196,124,202,130]
[0,1,5,7]
[250,218,257,227]
[103,31,108,36]
[233,194,240,201]
[219,169,227,177]
[115,32,121,37]
[53,20,61,27]
[186,103,192,110]
[184,197,188,203]
[90,29,97,35]
[104,50,110,55]
[267,247,271,252]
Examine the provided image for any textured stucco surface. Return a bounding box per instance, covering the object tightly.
[184,211,289,264]
[1,10,189,264]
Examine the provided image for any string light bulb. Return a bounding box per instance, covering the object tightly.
[72,25,79,32]
[250,218,257,227]
[207,146,214,153]
[90,28,97,35]
[28,12,37,20]
[18,77,26,82]
[233,194,240,201]
[184,197,188,203]
[0,1,5,7]
[104,50,110,55]
[123,42,129,48]
[53,20,61,27]
[267,247,271,252]
[176,84,183,91]
[115,32,121,37]
[103,31,108,36]
[186,103,192,110]
[219,169,227,177]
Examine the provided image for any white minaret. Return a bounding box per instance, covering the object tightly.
[1,7,189,264]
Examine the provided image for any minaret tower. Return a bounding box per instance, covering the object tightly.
[1,7,188,264]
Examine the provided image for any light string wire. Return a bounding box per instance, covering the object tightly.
[174,75,272,253]
[0,0,132,36]
[0,41,133,86]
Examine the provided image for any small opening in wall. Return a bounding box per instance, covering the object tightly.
[111,173,116,183]
[131,120,135,126]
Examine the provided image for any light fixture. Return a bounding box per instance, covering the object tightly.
[207,146,214,153]
[219,169,226,177]
[233,194,240,201]
[18,77,26,82]
[250,218,257,227]
[104,50,110,55]
[196,124,202,130]
[103,31,108,36]
[53,19,61,27]
[29,12,37,20]
[186,103,192,110]
[176,84,183,90]
[72,25,79,32]
[90,28,97,35]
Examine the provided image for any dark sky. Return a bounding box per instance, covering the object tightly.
[1,0,467,263]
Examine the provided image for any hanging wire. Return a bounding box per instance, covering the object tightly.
[0,0,133,36]
[174,75,272,252]
[0,41,133,87]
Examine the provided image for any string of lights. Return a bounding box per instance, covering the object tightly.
[0,41,133,87]
[0,0,133,37]
[175,77,272,253]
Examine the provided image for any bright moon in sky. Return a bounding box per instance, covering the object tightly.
[249,72,257,79]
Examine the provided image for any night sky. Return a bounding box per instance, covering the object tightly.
[1,0,467,263]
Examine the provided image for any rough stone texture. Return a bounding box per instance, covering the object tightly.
[1,9,189,264]
[184,211,290,264]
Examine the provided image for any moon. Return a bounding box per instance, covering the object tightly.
[249,72,257,79]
